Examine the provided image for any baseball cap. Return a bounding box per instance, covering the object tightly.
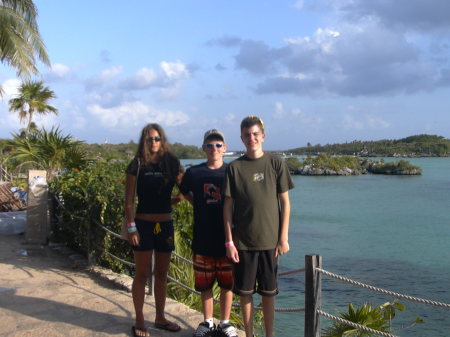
[203,129,225,143]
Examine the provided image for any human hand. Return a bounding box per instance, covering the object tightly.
[129,232,140,246]
[226,246,239,263]
[275,240,290,257]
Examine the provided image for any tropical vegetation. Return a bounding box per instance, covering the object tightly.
[64,140,204,161]
[323,300,423,337]
[0,0,50,78]
[291,134,450,157]
[8,80,58,136]
[6,127,87,181]
[48,161,246,328]
[286,154,422,175]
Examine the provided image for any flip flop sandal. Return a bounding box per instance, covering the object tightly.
[132,326,150,337]
[154,321,181,332]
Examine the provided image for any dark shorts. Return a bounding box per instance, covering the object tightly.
[132,219,175,252]
[233,249,278,297]
[193,254,233,292]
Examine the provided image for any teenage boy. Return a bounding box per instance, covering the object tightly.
[223,116,294,337]
[180,129,238,337]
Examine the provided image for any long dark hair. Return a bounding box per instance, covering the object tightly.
[135,123,179,181]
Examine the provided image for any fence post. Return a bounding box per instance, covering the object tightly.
[305,254,322,337]
[87,222,96,266]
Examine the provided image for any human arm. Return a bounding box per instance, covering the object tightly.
[223,196,239,263]
[276,191,291,257]
[171,193,185,205]
[125,173,140,246]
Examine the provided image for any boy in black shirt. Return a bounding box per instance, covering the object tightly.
[180,129,237,337]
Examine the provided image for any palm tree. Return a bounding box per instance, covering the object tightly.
[0,0,50,78]
[7,127,87,180]
[8,80,58,136]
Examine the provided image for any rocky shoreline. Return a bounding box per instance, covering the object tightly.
[289,157,422,176]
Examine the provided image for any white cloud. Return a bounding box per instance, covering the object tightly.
[0,111,22,131]
[161,61,190,80]
[87,101,190,128]
[274,102,285,119]
[135,67,159,86]
[45,63,73,82]
[291,0,304,10]
[156,87,181,101]
[224,113,236,122]
[100,66,123,81]
[343,114,364,129]
[33,113,59,130]
[120,61,191,91]
[342,114,390,130]
[1,78,21,98]
[366,115,390,128]
[50,63,71,77]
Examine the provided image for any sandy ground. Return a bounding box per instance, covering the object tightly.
[0,234,244,337]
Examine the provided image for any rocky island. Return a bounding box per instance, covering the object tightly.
[286,155,422,176]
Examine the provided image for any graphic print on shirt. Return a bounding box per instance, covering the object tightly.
[144,171,163,177]
[203,183,221,204]
[253,172,265,182]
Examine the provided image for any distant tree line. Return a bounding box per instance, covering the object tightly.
[80,141,205,161]
[290,134,450,157]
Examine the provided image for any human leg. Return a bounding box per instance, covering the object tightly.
[216,288,239,337]
[132,250,152,335]
[262,296,275,337]
[201,288,214,320]
[256,249,278,337]
[240,295,254,337]
[153,251,171,323]
[219,287,233,320]
[232,251,258,337]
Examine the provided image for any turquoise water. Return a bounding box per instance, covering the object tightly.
[181,158,450,337]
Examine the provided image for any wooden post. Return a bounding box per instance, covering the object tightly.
[26,170,49,244]
[305,254,322,337]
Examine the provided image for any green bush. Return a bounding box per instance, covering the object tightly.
[50,161,246,329]
[50,160,132,274]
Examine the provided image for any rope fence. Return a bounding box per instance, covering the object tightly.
[52,194,305,313]
[304,255,450,337]
[52,196,450,336]
[316,267,450,309]
[317,310,399,337]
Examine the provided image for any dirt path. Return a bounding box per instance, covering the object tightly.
[0,234,206,337]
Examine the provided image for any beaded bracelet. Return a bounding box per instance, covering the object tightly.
[127,222,137,233]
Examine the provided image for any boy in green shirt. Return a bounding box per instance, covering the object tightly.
[223,116,294,337]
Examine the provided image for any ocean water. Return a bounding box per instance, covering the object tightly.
[278,158,450,337]
[181,158,450,337]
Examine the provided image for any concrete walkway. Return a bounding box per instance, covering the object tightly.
[0,234,240,337]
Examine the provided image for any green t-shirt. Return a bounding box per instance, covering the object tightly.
[223,153,295,250]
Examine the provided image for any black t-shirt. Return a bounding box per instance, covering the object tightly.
[180,162,228,257]
[126,154,180,214]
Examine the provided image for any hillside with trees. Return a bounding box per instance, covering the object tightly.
[290,134,450,157]
[81,141,205,161]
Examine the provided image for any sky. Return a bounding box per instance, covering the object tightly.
[1,0,450,151]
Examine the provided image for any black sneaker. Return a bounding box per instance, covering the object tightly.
[217,323,238,337]
[193,322,215,337]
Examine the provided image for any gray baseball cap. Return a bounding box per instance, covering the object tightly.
[203,129,225,143]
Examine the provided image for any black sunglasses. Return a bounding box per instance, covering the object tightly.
[204,143,223,149]
[146,137,161,143]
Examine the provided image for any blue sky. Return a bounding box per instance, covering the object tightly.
[1,0,450,150]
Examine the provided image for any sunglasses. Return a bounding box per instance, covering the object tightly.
[146,137,161,143]
[204,143,223,149]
